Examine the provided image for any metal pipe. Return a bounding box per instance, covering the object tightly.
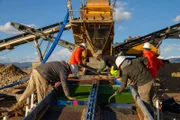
[156,100,160,120]
[129,85,154,120]
[0,76,30,90]
[34,39,43,62]
[25,97,30,116]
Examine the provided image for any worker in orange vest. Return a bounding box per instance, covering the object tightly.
[69,43,86,78]
[143,42,162,78]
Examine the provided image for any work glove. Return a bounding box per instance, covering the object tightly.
[110,66,118,76]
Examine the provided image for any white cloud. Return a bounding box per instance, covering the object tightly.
[0,22,36,34]
[116,1,128,7]
[115,1,131,22]
[161,44,180,55]
[117,26,124,30]
[48,48,72,62]
[0,48,71,63]
[166,56,180,59]
[158,56,165,59]
[173,15,180,22]
[34,52,38,55]
[0,22,21,34]
[0,55,39,63]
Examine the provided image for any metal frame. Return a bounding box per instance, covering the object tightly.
[84,80,99,120]
[129,85,154,120]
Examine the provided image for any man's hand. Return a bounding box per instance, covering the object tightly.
[67,96,76,101]
[54,82,61,87]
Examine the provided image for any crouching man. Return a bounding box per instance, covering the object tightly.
[9,61,76,112]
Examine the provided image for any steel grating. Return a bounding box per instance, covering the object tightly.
[40,105,85,120]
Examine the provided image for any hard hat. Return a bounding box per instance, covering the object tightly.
[115,56,126,68]
[143,42,151,49]
[69,64,75,74]
[80,43,86,48]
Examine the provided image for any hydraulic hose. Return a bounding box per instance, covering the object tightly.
[41,9,69,64]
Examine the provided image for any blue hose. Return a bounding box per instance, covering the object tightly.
[41,9,69,64]
[0,76,30,90]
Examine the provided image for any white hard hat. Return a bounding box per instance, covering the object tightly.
[69,64,75,74]
[80,43,86,48]
[143,42,151,49]
[115,56,126,68]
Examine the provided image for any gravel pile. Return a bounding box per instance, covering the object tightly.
[0,64,28,88]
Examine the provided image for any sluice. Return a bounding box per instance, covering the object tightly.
[23,78,153,120]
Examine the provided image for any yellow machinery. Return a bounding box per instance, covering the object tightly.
[0,0,179,60]
[125,44,159,56]
[113,23,180,57]
[68,0,115,57]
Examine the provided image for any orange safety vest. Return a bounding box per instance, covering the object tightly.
[69,46,83,64]
[143,51,162,78]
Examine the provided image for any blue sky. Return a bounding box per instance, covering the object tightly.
[0,0,180,63]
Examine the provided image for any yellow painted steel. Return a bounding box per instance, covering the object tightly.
[126,44,159,56]
[70,0,114,57]
[87,11,110,14]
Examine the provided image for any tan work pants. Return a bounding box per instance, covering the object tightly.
[138,80,157,115]
[18,69,49,103]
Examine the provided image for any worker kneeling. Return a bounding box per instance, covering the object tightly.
[114,56,156,117]
[8,61,76,112]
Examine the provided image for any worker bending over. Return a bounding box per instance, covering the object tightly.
[69,43,86,78]
[9,61,76,112]
[143,42,162,78]
[114,56,156,116]
[96,53,118,76]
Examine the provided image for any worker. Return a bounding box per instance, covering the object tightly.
[96,53,118,76]
[143,42,162,78]
[8,61,76,112]
[114,56,156,115]
[69,43,86,78]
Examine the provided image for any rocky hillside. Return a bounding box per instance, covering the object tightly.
[0,64,28,88]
